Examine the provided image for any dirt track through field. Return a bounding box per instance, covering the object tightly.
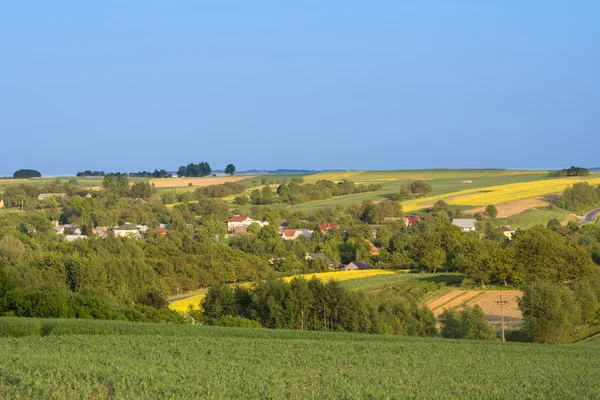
[466,197,551,218]
[150,176,255,188]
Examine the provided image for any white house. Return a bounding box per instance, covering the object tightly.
[282,229,313,240]
[227,215,269,232]
[452,218,477,233]
[113,224,142,238]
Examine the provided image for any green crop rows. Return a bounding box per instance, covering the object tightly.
[0,318,599,399]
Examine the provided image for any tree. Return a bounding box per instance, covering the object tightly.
[102,173,130,197]
[202,284,237,321]
[484,205,498,218]
[225,164,236,176]
[519,282,580,344]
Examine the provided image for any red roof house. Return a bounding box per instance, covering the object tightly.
[365,240,379,256]
[153,227,169,235]
[319,224,340,231]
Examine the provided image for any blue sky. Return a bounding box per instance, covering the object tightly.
[1,1,598,175]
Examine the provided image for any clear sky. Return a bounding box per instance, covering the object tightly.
[1,1,598,176]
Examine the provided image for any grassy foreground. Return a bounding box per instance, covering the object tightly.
[1,318,599,399]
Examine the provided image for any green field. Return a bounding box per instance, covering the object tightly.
[0,317,598,399]
[0,176,149,193]
[340,272,464,292]
[492,207,573,229]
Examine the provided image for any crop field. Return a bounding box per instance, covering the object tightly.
[288,173,550,214]
[168,269,397,312]
[427,290,524,328]
[400,176,600,213]
[0,176,106,192]
[0,318,599,399]
[303,169,546,183]
[150,175,255,188]
[492,207,573,229]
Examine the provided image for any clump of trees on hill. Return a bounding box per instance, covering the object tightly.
[13,169,41,179]
[391,180,433,200]
[241,180,382,206]
[549,166,590,177]
[558,182,600,212]
[177,162,212,177]
[76,170,105,177]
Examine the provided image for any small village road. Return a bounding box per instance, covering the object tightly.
[579,208,600,225]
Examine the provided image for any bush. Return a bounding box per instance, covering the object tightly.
[211,315,262,329]
[439,305,496,340]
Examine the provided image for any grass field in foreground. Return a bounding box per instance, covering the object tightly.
[168,269,396,312]
[0,318,598,399]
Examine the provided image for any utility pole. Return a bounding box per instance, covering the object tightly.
[496,295,508,342]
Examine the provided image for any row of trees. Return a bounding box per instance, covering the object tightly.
[76,170,105,177]
[177,162,212,177]
[549,166,590,177]
[201,277,438,336]
[558,182,600,213]
[240,181,382,206]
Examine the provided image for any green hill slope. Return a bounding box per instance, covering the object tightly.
[0,318,598,399]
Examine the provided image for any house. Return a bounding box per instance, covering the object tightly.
[113,224,142,238]
[84,193,92,198]
[282,229,313,240]
[404,217,419,227]
[340,261,373,271]
[64,234,87,242]
[0,199,4,209]
[54,225,66,235]
[365,240,379,256]
[305,253,336,268]
[499,226,516,240]
[227,215,269,232]
[234,225,248,234]
[452,218,477,233]
[319,224,339,231]
[153,227,169,235]
[38,193,67,200]
[227,215,252,230]
[93,226,110,238]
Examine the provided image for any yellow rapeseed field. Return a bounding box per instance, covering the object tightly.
[168,269,395,312]
[401,177,600,212]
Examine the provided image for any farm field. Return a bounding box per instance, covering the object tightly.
[288,172,551,214]
[492,207,573,229]
[400,176,600,212]
[149,175,255,188]
[168,269,397,312]
[1,318,599,399]
[427,290,524,328]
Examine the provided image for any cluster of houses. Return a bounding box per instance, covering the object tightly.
[54,222,169,241]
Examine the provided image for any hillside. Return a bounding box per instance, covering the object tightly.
[0,318,598,399]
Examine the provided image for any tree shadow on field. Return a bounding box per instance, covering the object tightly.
[416,273,465,287]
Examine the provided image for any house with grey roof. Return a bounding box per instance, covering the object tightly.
[452,218,477,233]
[339,261,373,271]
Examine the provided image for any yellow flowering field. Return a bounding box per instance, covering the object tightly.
[401,177,600,212]
[168,269,396,312]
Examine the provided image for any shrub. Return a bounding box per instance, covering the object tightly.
[439,305,496,340]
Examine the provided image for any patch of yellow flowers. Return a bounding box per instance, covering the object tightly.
[168,269,395,312]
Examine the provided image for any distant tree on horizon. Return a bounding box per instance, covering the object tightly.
[225,164,236,176]
[13,169,41,179]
